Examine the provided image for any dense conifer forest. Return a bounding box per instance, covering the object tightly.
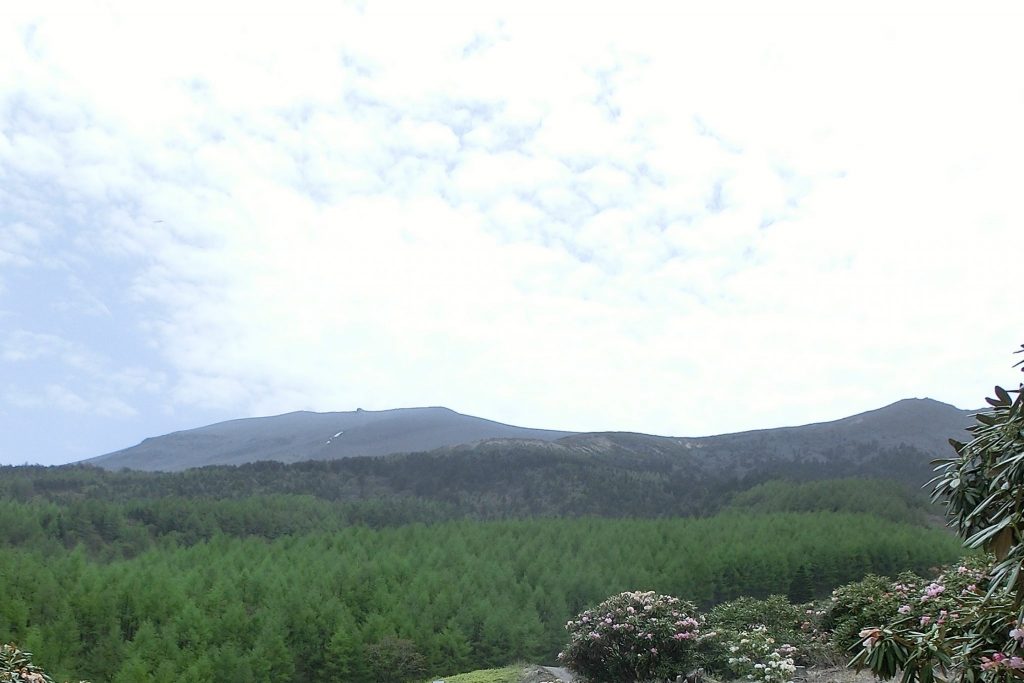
[0,462,962,682]
[0,441,942,519]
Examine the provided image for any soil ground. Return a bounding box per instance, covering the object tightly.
[802,666,878,683]
[518,664,879,683]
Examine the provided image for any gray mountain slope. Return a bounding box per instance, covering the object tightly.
[85,397,976,475]
[546,397,975,480]
[556,397,969,450]
[86,406,576,472]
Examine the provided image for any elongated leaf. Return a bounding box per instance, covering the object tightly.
[965,517,1012,548]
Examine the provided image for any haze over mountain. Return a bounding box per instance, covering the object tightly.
[84,398,974,475]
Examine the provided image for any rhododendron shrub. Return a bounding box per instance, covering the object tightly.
[705,595,831,671]
[559,591,710,682]
[0,643,88,683]
[849,558,1010,683]
[723,625,798,683]
[1,644,55,683]
[850,348,1024,683]
[822,572,926,653]
[707,595,818,663]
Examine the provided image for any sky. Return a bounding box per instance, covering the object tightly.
[1,1,1022,466]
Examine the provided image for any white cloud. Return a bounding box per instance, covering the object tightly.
[1,0,1022,457]
[1,328,163,420]
[4,383,137,418]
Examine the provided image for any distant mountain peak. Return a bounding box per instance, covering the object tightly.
[884,397,963,410]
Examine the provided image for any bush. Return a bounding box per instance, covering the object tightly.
[821,571,925,653]
[706,595,829,669]
[848,557,1000,681]
[850,346,1024,683]
[707,595,806,646]
[721,625,798,683]
[363,637,426,683]
[559,590,709,682]
[0,643,88,683]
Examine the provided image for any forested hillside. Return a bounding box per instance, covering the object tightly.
[0,511,960,682]
[0,430,954,523]
[0,436,968,681]
[725,478,937,524]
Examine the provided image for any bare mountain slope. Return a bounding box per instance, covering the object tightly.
[545,397,975,483]
[84,398,975,477]
[86,407,576,472]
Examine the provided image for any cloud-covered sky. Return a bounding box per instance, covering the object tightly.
[2,1,1022,466]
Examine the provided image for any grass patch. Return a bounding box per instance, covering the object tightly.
[429,665,522,683]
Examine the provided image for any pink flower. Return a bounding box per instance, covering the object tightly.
[920,616,932,626]
[859,628,883,649]
[982,653,1008,671]
[920,583,945,602]
[898,605,912,614]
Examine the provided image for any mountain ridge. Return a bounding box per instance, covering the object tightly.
[83,397,975,473]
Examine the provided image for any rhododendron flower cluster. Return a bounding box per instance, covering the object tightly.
[724,625,798,683]
[980,652,1024,671]
[859,628,883,649]
[921,582,946,602]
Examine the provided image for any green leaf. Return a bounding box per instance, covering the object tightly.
[965,517,1012,548]
[976,413,998,426]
